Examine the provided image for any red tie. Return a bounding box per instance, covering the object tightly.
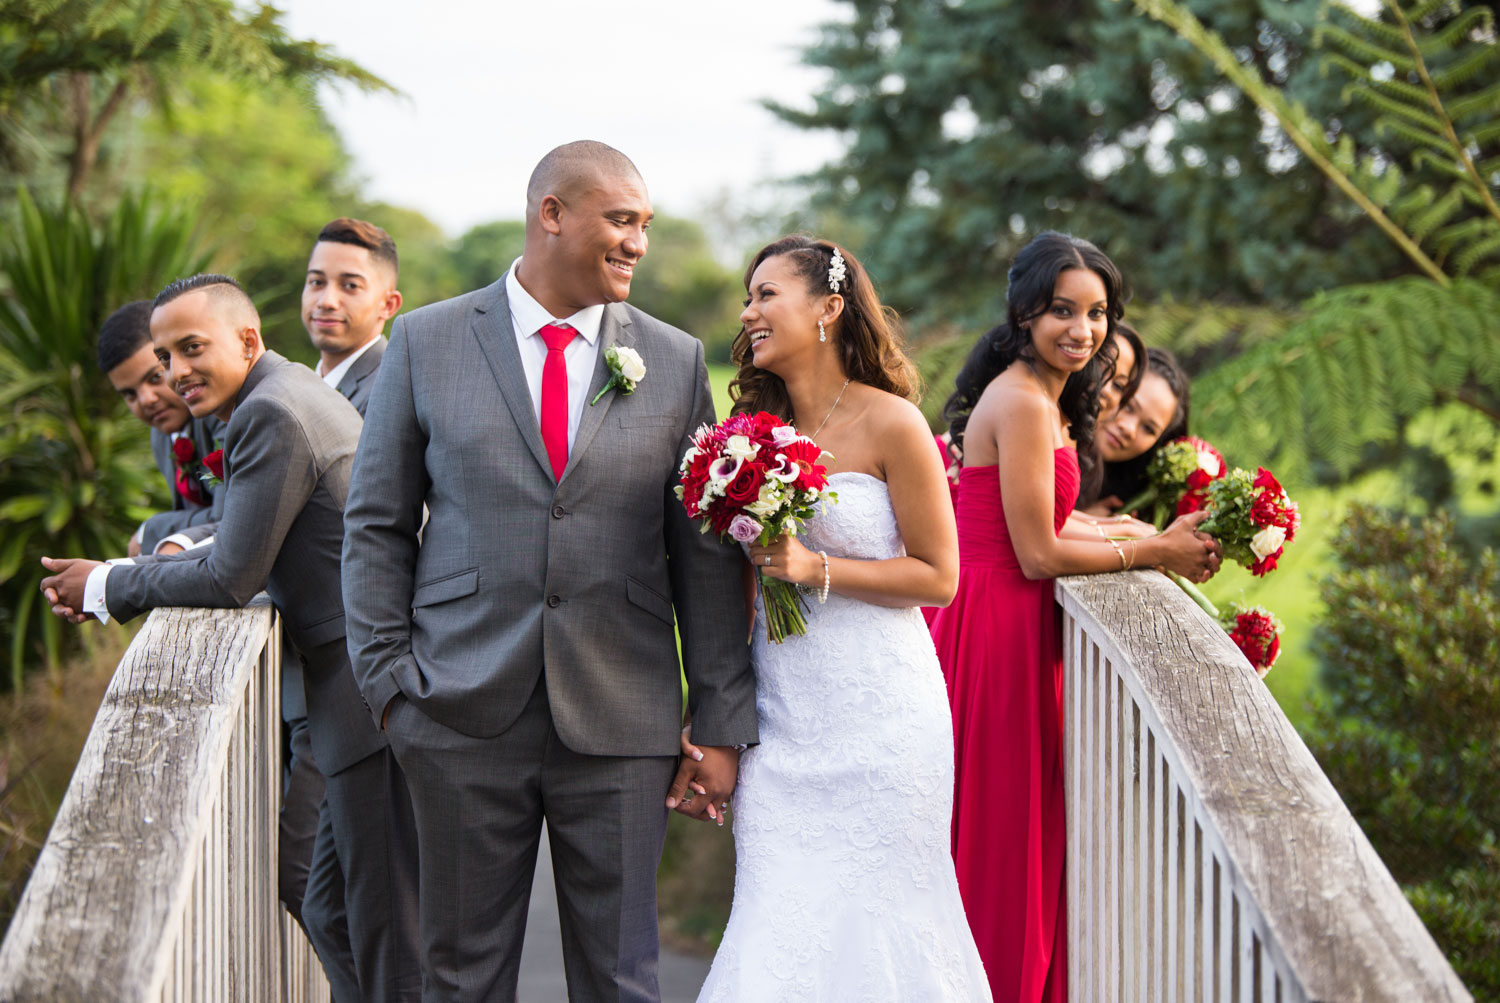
[539,323,577,480]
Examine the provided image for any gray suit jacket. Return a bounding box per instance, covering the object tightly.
[106,351,384,775]
[336,335,386,418]
[342,281,757,755]
[141,416,226,551]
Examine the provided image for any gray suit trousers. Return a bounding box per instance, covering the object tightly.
[385,678,677,1003]
[302,743,422,1003]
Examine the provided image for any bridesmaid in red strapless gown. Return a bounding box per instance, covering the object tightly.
[929,448,1078,1003]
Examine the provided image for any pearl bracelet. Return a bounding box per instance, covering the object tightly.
[817,550,830,604]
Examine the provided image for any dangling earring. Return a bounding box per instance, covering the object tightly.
[818,320,827,343]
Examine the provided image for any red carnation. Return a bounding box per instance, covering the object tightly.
[1185,468,1212,491]
[172,437,197,464]
[1253,467,1281,493]
[1249,550,1280,576]
[203,448,225,482]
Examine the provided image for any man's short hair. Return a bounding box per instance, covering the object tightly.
[96,300,154,373]
[526,141,642,216]
[152,273,259,327]
[315,217,398,275]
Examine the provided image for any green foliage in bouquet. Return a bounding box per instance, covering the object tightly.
[0,188,208,688]
[1304,504,1500,994]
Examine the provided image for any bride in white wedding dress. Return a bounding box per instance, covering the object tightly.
[670,237,991,1002]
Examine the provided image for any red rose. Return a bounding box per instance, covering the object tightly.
[724,462,766,506]
[1185,468,1212,491]
[1176,491,1206,516]
[1253,467,1281,493]
[203,448,225,481]
[172,437,197,464]
[174,468,209,507]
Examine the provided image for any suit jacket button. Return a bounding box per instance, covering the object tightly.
[546,594,561,608]
[551,504,566,519]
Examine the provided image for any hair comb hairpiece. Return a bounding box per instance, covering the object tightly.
[828,248,847,293]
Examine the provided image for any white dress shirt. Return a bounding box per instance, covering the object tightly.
[317,333,382,387]
[505,258,604,452]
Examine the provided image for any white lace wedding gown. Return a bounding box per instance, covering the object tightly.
[696,472,992,1002]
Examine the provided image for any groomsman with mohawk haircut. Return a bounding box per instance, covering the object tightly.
[42,274,420,1003]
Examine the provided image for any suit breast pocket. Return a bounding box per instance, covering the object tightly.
[617,413,685,429]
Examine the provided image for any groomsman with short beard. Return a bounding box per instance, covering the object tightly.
[97,300,225,555]
[42,275,420,1003]
[303,217,402,417]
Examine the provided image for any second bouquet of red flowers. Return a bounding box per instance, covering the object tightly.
[676,411,837,643]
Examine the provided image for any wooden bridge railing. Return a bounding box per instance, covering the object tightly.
[1059,571,1471,1003]
[0,599,330,1002]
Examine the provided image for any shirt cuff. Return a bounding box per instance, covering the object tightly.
[154,532,209,554]
[84,559,133,624]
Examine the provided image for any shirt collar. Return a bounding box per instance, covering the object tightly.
[505,258,604,346]
[318,333,381,387]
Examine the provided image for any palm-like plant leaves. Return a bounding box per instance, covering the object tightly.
[0,188,208,688]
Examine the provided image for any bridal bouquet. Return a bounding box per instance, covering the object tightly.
[675,411,835,643]
[1198,466,1300,576]
[1122,436,1227,528]
[1219,603,1283,677]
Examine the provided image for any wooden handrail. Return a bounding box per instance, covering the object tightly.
[0,600,329,1001]
[1058,570,1470,1002]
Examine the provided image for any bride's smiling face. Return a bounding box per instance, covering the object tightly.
[740,254,827,375]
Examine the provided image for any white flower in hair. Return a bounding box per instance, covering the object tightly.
[828,248,847,292]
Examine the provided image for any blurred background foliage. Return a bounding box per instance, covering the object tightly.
[1,0,1497,983]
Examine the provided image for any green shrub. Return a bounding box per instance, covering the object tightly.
[1306,503,1500,997]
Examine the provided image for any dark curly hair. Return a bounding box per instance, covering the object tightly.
[941,232,1127,484]
[728,236,918,419]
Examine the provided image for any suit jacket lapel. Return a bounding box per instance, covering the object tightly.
[471,284,555,480]
[337,336,385,401]
[562,303,633,482]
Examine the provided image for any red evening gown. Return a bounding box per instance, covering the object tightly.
[929,448,1079,1003]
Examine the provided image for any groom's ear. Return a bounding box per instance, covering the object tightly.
[538,194,565,236]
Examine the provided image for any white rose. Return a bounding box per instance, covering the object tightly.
[614,346,647,382]
[746,482,783,518]
[724,435,759,461]
[1250,525,1286,562]
[1196,450,1219,475]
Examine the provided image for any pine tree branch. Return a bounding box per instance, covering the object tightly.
[1127,0,1451,286]
[1385,0,1500,234]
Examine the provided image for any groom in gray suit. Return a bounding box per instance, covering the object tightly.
[342,141,757,1002]
[42,275,420,1003]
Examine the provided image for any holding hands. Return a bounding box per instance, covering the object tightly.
[666,725,739,827]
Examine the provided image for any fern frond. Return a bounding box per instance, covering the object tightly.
[1194,279,1500,478]
[1317,20,1412,69]
[1430,39,1500,92]
[1410,147,1474,182]
[1418,6,1494,58]
[1374,114,1454,156]
[1349,81,1448,133]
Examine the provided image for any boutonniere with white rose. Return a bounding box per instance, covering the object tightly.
[590,345,647,406]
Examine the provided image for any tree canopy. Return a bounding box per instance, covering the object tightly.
[772,0,1422,329]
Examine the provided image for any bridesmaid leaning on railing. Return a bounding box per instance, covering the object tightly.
[928,231,1222,1003]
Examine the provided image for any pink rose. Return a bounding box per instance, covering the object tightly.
[728,514,763,544]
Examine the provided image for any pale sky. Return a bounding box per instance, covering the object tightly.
[279,0,851,236]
